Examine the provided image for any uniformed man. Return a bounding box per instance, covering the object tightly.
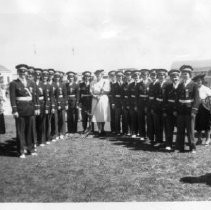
[137,69,151,140]
[42,70,55,144]
[163,69,181,151]
[122,69,133,136]
[111,70,124,135]
[128,70,140,138]
[79,71,92,133]
[152,69,169,148]
[9,64,38,158]
[147,69,158,144]
[66,71,79,135]
[54,71,68,139]
[34,68,47,146]
[108,70,116,134]
[48,69,59,141]
[176,65,200,153]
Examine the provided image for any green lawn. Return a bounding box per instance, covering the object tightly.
[1,116,211,202]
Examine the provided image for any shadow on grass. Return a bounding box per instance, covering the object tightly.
[180,173,211,186]
[0,138,18,157]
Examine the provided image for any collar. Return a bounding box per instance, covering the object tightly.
[173,82,180,89]
[183,79,191,87]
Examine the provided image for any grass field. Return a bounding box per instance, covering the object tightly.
[1,116,211,202]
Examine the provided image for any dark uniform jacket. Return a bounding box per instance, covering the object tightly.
[128,81,139,108]
[66,82,79,109]
[111,82,124,108]
[43,82,55,112]
[55,82,68,110]
[9,78,38,116]
[109,82,116,105]
[152,80,169,114]
[79,82,91,110]
[122,82,131,108]
[35,81,45,114]
[163,82,180,115]
[177,80,200,115]
[148,80,157,110]
[137,79,151,109]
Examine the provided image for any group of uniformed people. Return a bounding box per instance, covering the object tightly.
[108,65,202,154]
[9,63,209,158]
[9,64,93,158]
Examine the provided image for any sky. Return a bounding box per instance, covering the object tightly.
[0,0,211,72]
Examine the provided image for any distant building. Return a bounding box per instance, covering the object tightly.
[0,65,14,85]
[171,60,211,87]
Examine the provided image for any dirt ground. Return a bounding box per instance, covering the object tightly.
[1,115,211,202]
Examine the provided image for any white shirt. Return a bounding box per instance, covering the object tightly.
[198,85,211,100]
[173,82,180,89]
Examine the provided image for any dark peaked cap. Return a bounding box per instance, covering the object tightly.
[192,74,206,82]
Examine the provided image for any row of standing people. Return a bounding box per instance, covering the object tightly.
[108,65,211,153]
[9,64,94,158]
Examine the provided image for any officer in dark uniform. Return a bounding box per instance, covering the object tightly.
[137,69,151,140]
[147,69,158,144]
[79,71,92,133]
[108,70,116,134]
[152,69,169,148]
[66,71,79,135]
[176,65,200,153]
[54,71,68,139]
[122,69,133,136]
[34,68,47,146]
[128,70,140,138]
[42,70,55,144]
[48,69,59,141]
[163,69,181,150]
[9,64,38,158]
[111,70,124,135]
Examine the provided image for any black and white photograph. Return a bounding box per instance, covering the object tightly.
[1,0,211,208]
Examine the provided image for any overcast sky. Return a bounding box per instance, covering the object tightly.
[0,0,211,72]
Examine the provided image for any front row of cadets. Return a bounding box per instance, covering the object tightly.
[109,65,201,154]
[9,64,93,158]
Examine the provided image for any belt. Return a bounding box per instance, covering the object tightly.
[115,95,121,98]
[156,98,163,102]
[58,95,63,98]
[68,95,75,98]
[139,94,148,98]
[81,94,90,97]
[16,96,32,101]
[124,96,128,99]
[179,99,194,104]
[39,96,44,100]
[168,99,175,103]
[131,95,136,98]
[149,96,154,100]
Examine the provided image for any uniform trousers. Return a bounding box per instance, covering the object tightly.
[58,109,66,135]
[67,107,78,133]
[50,111,58,139]
[176,114,196,151]
[147,109,155,142]
[31,116,37,146]
[114,106,123,133]
[165,113,177,148]
[15,116,34,155]
[81,105,91,131]
[122,107,131,134]
[129,108,138,135]
[153,112,167,143]
[36,112,45,144]
[138,106,147,138]
[110,104,115,132]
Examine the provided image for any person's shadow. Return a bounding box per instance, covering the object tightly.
[180,173,211,186]
[0,138,18,157]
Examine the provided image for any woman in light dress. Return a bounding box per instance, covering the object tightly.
[193,74,211,146]
[90,70,110,136]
